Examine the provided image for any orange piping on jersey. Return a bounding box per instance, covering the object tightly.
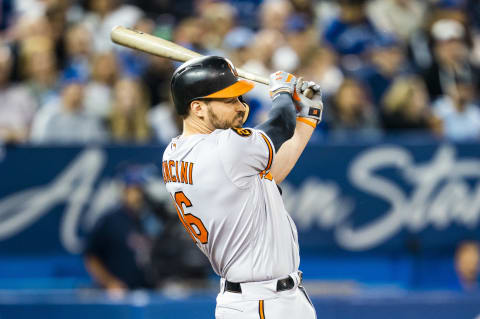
[259,133,273,171]
[175,161,180,183]
[181,161,189,184]
[259,170,273,181]
[189,162,194,185]
[259,300,265,319]
[169,160,177,182]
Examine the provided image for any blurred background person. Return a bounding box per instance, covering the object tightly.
[19,36,59,107]
[432,72,480,141]
[84,51,119,119]
[84,165,156,293]
[0,44,37,144]
[278,14,318,73]
[322,0,382,71]
[148,97,181,145]
[422,18,480,102]
[325,78,380,140]
[148,190,211,293]
[367,0,426,43]
[258,0,292,32]
[354,34,411,107]
[381,75,442,134]
[29,73,106,144]
[81,0,143,53]
[61,23,93,84]
[454,241,480,292]
[297,46,344,99]
[108,77,151,143]
[197,1,236,51]
[142,55,174,108]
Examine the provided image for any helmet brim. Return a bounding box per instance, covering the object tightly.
[203,79,254,99]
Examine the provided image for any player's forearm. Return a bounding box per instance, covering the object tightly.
[270,119,315,184]
[256,93,296,151]
[84,255,125,289]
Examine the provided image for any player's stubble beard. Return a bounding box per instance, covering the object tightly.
[207,105,245,129]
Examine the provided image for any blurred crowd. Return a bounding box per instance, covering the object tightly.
[1,0,480,144]
[84,164,211,293]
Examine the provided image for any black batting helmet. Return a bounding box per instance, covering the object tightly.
[170,56,254,115]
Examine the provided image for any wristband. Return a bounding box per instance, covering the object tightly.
[297,117,317,128]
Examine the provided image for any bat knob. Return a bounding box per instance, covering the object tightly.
[304,88,314,99]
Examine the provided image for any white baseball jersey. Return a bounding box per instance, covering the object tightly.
[162,127,300,283]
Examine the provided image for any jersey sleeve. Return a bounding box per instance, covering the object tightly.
[218,127,275,188]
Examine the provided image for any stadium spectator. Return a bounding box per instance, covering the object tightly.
[422,18,480,101]
[282,15,318,71]
[454,241,480,292]
[197,1,236,51]
[142,55,174,107]
[19,36,58,107]
[467,0,480,30]
[172,17,209,55]
[325,78,380,140]
[109,77,150,143]
[84,51,119,119]
[381,76,441,134]
[297,46,344,98]
[127,0,193,22]
[0,45,37,143]
[323,0,381,59]
[62,23,93,85]
[432,72,480,141]
[258,0,292,32]
[115,17,153,78]
[367,0,426,42]
[0,0,14,35]
[84,165,155,293]
[81,0,144,53]
[148,98,181,145]
[222,26,255,67]
[29,73,106,144]
[355,34,411,106]
[240,29,286,126]
[289,0,316,25]
[148,187,211,291]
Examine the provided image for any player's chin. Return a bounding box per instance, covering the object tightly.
[232,118,244,129]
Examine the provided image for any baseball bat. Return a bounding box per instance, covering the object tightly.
[110,26,313,97]
[110,26,270,85]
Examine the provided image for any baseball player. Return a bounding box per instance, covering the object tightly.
[162,55,322,318]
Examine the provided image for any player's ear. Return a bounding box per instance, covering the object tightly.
[190,100,207,119]
[241,102,250,126]
[239,96,250,126]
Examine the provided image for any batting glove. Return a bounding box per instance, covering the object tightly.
[293,78,323,128]
[269,71,296,98]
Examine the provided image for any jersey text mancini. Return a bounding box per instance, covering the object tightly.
[162,160,194,185]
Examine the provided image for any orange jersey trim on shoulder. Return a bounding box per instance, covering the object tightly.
[259,132,273,172]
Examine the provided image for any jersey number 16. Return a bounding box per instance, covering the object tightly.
[172,191,209,244]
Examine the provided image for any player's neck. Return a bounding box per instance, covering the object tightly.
[182,116,214,136]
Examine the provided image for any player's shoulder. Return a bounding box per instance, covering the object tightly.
[216,127,275,154]
[214,127,265,140]
[163,134,207,158]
